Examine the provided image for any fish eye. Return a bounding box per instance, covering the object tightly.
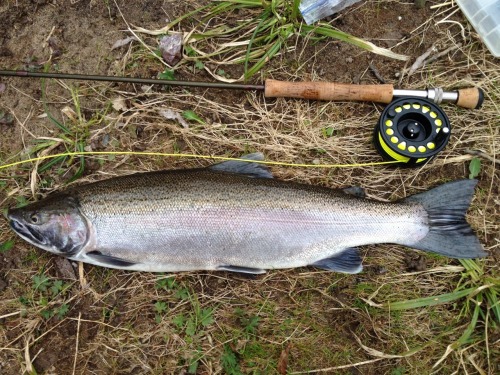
[30,213,41,224]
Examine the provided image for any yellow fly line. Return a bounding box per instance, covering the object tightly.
[0,151,400,171]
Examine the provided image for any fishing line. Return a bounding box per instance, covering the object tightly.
[0,151,400,171]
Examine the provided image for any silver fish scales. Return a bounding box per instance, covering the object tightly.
[8,154,486,274]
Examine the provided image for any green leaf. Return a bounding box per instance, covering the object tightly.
[56,303,69,319]
[194,60,204,70]
[0,239,15,253]
[41,309,54,319]
[50,280,64,296]
[391,367,406,375]
[200,308,214,327]
[154,301,168,314]
[173,314,186,328]
[188,359,199,374]
[33,274,51,293]
[16,196,29,208]
[185,318,197,336]
[185,45,197,57]
[175,288,190,300]
[469,157,481,179]
[243,316,259,334]
[221,344,242,375]
[182,110,205,124]
[323,127,334,137]
[158,69,175,80]
[155,276,176,290]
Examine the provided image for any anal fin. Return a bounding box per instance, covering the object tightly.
[217,265,266,275]
[311,247,363,274]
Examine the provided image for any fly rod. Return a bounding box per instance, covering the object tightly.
[0,70,484,109]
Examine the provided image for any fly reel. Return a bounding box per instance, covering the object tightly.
[373,98,451,167]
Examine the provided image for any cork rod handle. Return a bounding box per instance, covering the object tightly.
[456,87,484,109]
[264,79,394,104]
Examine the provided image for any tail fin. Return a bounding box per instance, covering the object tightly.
[405,180,487,258]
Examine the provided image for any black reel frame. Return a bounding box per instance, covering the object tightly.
[373,98,451,167]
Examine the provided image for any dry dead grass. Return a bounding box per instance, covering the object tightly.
[0,1,499,374]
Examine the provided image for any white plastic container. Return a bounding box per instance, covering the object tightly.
[457,0,500,57]
[299,0,363,25]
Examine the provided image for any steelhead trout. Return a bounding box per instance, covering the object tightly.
[7,154,486,274]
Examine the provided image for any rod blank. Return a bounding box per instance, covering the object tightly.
[0,70,484,109]
[0,70,264,91]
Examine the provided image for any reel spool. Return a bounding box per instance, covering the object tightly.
[373,98,451,167]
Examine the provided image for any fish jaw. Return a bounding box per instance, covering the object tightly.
[8,212,54,252]
[7,195,94,257]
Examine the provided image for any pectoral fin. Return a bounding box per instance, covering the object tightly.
[311,248,363,274]
[86,251,137,268]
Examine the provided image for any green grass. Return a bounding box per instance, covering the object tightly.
[0,1,498,374]
[138,0,407,80]
[16,272,74,321]
[30,75,112,185]
[383,258,499,368]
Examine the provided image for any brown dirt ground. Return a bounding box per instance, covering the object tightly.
[0,1,499,374]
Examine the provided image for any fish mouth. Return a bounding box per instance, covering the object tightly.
[9,217,47,246]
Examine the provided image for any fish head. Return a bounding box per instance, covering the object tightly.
[7,194,89,256]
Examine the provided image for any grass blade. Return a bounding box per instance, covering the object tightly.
[433,300,482,368]
[244,7,273,79]
[41,77,70,134]
[245,39,282,80]
[67,141,86,183]
[302,24,409,61]
[386,287,477,310]
[38,155,67,174]
[484,285,500,323]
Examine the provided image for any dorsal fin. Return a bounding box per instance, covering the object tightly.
[209,153,273,178]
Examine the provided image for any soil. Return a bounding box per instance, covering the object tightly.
[0,1,497,374]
